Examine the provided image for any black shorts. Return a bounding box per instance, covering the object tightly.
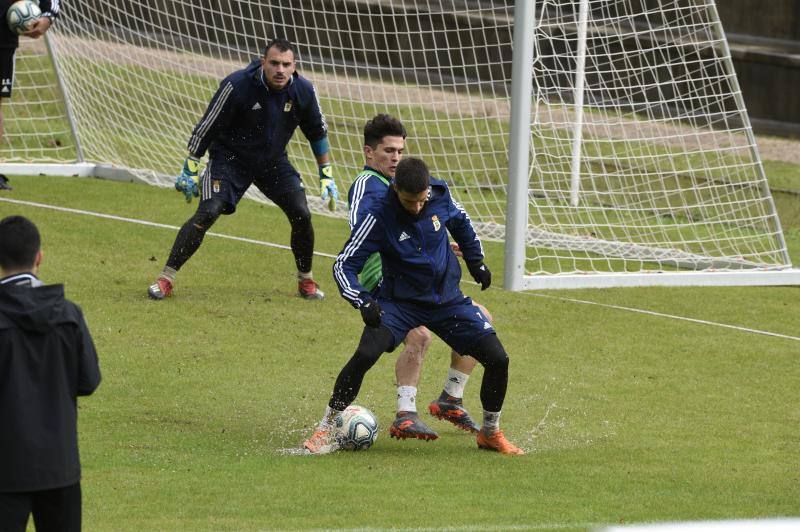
[0,47,15,98]
[200,156,304,214]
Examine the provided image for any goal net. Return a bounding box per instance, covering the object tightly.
[0,0,795,289]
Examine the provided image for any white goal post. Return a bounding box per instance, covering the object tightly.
[505,0,798,289]
[0,0,797,290]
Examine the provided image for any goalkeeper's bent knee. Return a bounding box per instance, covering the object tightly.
[191,198,226,229]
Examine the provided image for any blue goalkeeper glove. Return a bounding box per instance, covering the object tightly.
[319,163,339,211]
[175,155,200,203]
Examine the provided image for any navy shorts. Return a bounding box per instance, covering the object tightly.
[378,296,495,355]
[200,157,304,214]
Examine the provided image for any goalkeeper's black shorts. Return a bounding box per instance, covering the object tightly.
[200,156,304,214]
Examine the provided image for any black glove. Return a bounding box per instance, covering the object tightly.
[360,299,383,328]
[466,261,491,291]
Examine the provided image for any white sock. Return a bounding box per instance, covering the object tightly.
[397,385,417,413]
[160,266,177,283]
[320,405,340,428]
[298,271,313,280]
[482,410,501,433]
[443,368,470,399]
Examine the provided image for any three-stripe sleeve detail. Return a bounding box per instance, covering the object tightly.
[188,81,234,154]
[348,173,371,229]
[333,213,377,306]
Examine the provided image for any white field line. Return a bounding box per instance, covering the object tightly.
[527,292,800,342]
[0,197,338,259]
[304,525,604,531]
[1,196,797,343]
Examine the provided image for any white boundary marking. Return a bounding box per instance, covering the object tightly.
[0,196,338,258]
[1,196,797,343]
[305,518,800,531]
[526,292,800,342]
[306,525,604,531]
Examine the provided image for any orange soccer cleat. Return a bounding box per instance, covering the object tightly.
[303,425,338,455]
[476,429,525,455]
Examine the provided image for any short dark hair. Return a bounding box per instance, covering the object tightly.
[364,114,407,149]
[264,38,296,59]
[0,216,41,271]
[394,158,429,194]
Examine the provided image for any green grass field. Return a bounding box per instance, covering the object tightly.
[0,174,798,531]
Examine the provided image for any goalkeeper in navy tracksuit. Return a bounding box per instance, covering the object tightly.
[0,0,60,189]
[303,157,524,455]
[148,38,337,301]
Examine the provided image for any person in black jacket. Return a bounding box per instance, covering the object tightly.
[147,37,337,301]
[0,215,101,532]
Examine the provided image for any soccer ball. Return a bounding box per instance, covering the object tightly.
[334,405,378,451]
[7,1,41,35]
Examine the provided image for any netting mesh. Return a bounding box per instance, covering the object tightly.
[527,0,788,274]
[0,0,791,282]
[0,38,75,162]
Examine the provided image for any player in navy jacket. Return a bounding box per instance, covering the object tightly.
[148,38,337,301]
[304,157,524,455]
[347,114,489,440]
[0,0,61,187]
[340,177,482,307]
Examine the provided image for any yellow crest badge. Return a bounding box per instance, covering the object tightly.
[431,215,441,231]
[284,101,293,112]
[212,180,221,193]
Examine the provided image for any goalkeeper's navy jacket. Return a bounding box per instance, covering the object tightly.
[0,273,101,492]
[333,177,484,308]
[187,58,327,170]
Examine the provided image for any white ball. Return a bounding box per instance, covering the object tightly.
[7,1,41,36]
[334,405,379,451]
